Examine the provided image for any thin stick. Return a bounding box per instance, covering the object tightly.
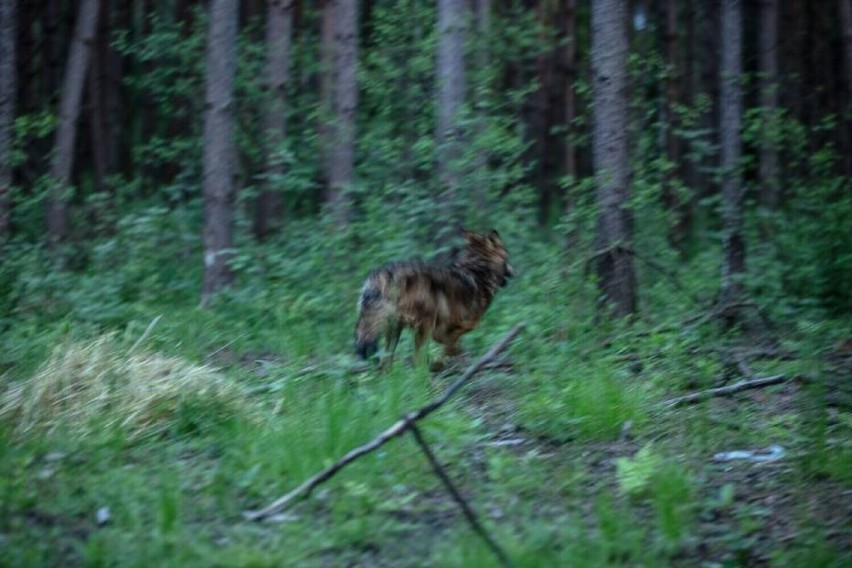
[243,323,525,521]
[409,422,515,568]
[664,374,787,408]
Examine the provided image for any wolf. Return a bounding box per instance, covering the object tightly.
[354,229,514,367]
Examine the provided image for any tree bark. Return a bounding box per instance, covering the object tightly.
[758,0,779,212]
[472,0,491,210]
[88,0,115,192]
[325,0,358,228]
[591,0,637,318]
[563,0,578,183]
[436,0,467,232]
[16,0,36,119]
[47,0,101,244]
[664,0,690,255]
[843,0,852,89]
[535,1,555,223]
[254,0,293,241]
[694,0,719,199]
[0,0,16,238]
[319,0,335,207]
[44,0,64,108]
[200,0,239,306]
[839,0,852,175]
[719,0,745,324]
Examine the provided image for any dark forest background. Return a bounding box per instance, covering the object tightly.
[0,0,849,311]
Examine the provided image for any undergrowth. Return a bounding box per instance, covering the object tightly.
[0,208,849,567]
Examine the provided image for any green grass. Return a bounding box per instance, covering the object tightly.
[1,226,850,567]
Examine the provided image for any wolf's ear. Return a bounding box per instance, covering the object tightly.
[489,229,500,240]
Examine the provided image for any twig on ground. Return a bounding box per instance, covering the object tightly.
[664,374,788,408]
[409,422,515,568]
[242,323,526,522]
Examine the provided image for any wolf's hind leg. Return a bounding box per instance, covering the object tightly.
[435,327,465,356]
[430,328,467,372]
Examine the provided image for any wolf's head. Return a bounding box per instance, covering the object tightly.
[461,228,515,288]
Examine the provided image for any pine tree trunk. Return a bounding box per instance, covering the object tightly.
[47,0,101,244]
[683,0,697,191]
[254,0,293,241]
[88,0,112,192]
[44,0,63,108]
[472,0,491,210]
[326,0,357,228]
[17,0,36,118]
[843,0,852,87]
[319,0,335,211]
[591,0,637,318]
[0,0,16,238]
[436,0,467,232]
[564,0,578,183]
[695,0,719,199]
[320,0,337,194]
[200,0,238,306]
[535,1,554,223]
[719,0,745,324]
[839,0,852,175]
[758,0,779,212]
[664,0,690,255]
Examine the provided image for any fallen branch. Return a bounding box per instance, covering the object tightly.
[664,374,787,408]
[243,323,525,522]
[409,422,515,568]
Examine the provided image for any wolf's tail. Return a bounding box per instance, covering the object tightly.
[354,274,394,359]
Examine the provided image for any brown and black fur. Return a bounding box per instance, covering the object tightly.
[354,229,514,366]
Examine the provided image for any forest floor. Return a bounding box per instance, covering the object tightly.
[1,240,850,567]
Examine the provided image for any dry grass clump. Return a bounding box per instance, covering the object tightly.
[0,333,249,441]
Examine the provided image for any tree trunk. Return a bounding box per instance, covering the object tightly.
[719,0,745,324]
[88,0,113,192]
[564,0,578,183]
[663,0,689,255]
[758,0,779,212]
[436,0,467,233]
[839,0,852,175]
[683,0,697,191]
[0,0,16,238]
[591,0,636,318]
[325,0,358,228]
[319,0,335,211]
[200,0,239,306]
[17,0,36,118]
[472,0,491,210]
[694,0,719,199]
[44,0,64,108]
[47,0,101,244]
[254,0,293,241]
[535,1,554,223]
[843,0,852,87]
